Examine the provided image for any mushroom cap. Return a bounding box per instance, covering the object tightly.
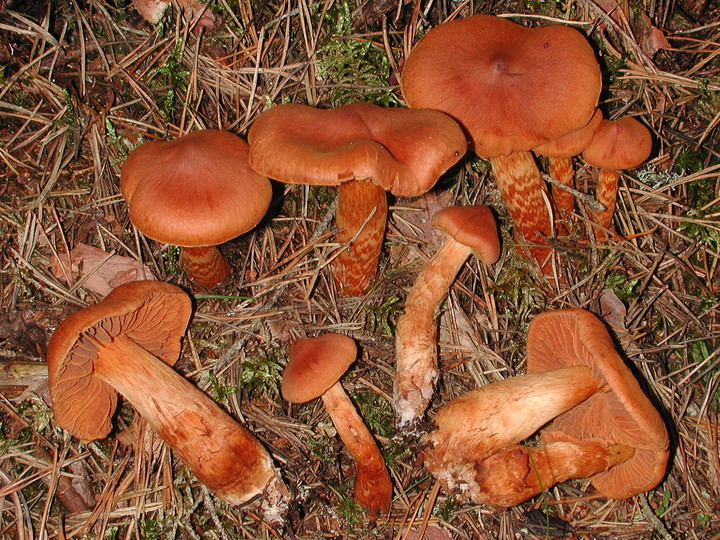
[401,14,602,158]
[247,102,467,197]
[581,117,653,170]
[46,281,192,441]
[120,130,272,247]
[533,108,604,158]
[281,334,358,403]
[526,309,669,499]
[431,205,501,264]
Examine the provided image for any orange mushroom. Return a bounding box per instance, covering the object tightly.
[581,117,653,241]
[248,103,466,296]
[422,308,669,507]
[120,130,272,288]
[394,206,501,438]
[401,14,602,271]
[282,333,393,519]
[47,281,288,522]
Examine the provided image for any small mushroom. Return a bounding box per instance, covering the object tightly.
[581,117,653,241]
[47,281,288,522]
[394,206,501,438]
[248,103,466,296]
[282,333,393,519]
[422,308,669,507]
[120,130,272,288]
[533,108,604,232]
[401,14,602,271]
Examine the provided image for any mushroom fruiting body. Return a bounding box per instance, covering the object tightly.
[581,117,653,241]
[282,334,393,519]
[394,206,501,439]
[401,14,601,271]
[248,102,466,296]
[422,308,669,507]
[120,130,272,288]
[47,281,288,521]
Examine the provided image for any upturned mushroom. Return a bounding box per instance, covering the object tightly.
[581,117,653,241]
[282,333,393,519]
[120,130,272,288]
[248,102,466,296]
[422,308,669,507]
[47,281,288,522]
[394,206,501,439]
[401,14,602,271]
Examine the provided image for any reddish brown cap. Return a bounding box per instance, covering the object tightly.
[46,281,191,440]
[401,14,601,158]
[120,130,272,247]
[526,309,669,499]
[431,205,501,264]
[247,103,467,197]
[534,108,604,158]
[582,117,653,170]
[282,334,358,403]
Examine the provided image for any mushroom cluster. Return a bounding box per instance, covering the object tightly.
[41,10,671,532]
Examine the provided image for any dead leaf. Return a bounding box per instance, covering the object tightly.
[635,10,671,57]
[404,523,455,540]
[51,243,155,296]
[599,288,627,332]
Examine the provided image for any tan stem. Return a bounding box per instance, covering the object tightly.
[92,334,284,507]
[332,181,388,296]
[467,441,635,507]
[321,383,392,519]
[180,246,231,288]
[425,366,601,470]
[593,169,620,242]
[490,152,553,272]
[548,156,575,234]
[394,239,472,437]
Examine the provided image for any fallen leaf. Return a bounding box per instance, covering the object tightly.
[635,10,671,57]
[599,288,627,332]
[51,243,155,296]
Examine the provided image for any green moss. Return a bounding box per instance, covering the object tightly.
[605,273,640,301]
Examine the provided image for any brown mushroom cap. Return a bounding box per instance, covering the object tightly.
[46,281,192,441]
[120,130,272,247]
[247,102,467,197]
[526,309,669,499]
[431,205,502,264]
[282,333,357,403]
[533,108,604,158]
[581,117,653,170]
[401,14,601,157]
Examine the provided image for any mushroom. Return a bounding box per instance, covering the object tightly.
[248,102,466,296]
[422,308,669,507]
[282,333,393,518]
[46,281,288,522]
[401,14,602,271]
[533,108,604,233]
[120,130,272,288]
[581,117,653,241]
[394,206,501,438]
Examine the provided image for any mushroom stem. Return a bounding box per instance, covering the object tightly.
[394,238,473,437]
[460,441,635,507]
[332,181,389,296]
[180,246,231,288]
[548,156,575,234]
[593,169,620,242]
[89,333,285,509]
[489,151,553,271]
[424,365,601,470]
[321,382,393,519]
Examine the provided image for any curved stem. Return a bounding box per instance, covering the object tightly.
[465,441,634,507]
[332,181,388,296]
[92,334,287,511]
[180,246,231,288]
[394,239,472,437]
[490,152,553,272]
[321,382,392,519]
